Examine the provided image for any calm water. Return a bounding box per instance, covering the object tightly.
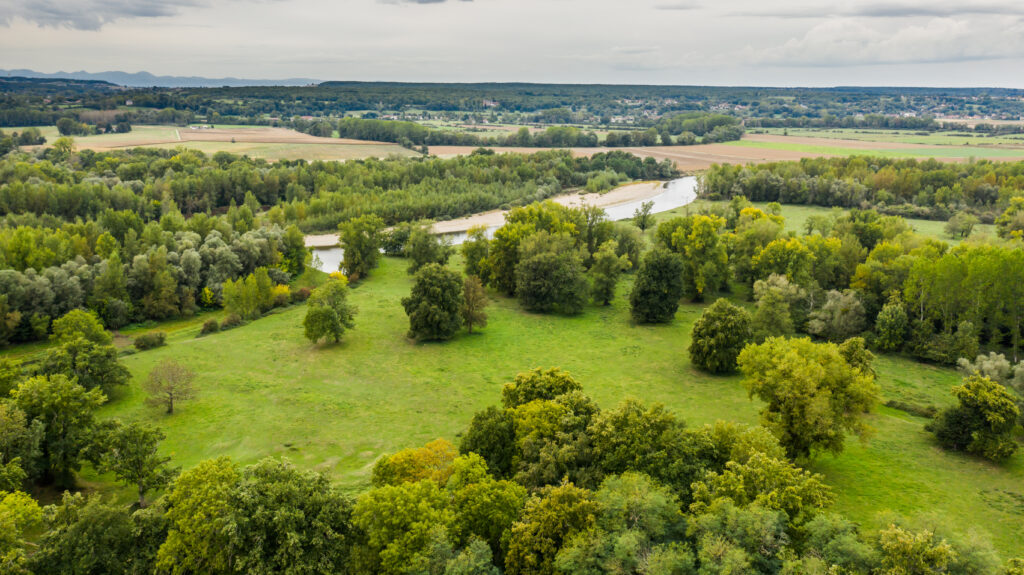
[311,176,698,272]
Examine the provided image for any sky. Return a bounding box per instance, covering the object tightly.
[2,0,1024,87]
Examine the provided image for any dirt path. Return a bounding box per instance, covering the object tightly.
[304,180,665,248]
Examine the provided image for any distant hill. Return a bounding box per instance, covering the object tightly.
[0,69,320,88]
[0,76,123,97]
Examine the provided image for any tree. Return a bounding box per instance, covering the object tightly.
[281,224,308,276]
[351,479,451,575]
[633,201,655,231]
[303,277,357,344]
[158,457,239,575]
[664,215,730,301]
[501,367,583,409]
[945,212,979,239]
[505,482,598,575]
[928,375,1019,461]
[406,225,453,274]
[226,458,353,575]
[751,285,794,343]
[372,438,458,487]
[50,309,111,345]
[403,263,465,341]
[0,490,43,572]
[875,296,909,352]
[588,240,631,305]
[40,336,130,392]
[461,226,491,280]
[338,214,385,280]
[460,406,516,479]
[515,232,588,315]
[630,248,685,324]
[11,375,106,487]
[737,337,879,459]
[97,422,176,507]
[877,525,957,575]
[689,298,753,374]
[143,359,196,415]
[461,275,489,334]
[807,289,867,342]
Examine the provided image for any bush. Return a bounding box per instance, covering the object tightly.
[689,299,752,374]
[220,313,244,330]
[133,331,167,351]
[271,285,291,308]
[199,319,220,336]
[291,287,311,303]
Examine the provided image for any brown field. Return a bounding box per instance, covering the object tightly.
[429,142,833,171]
[78,126,387,150]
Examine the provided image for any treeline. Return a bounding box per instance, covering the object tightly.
[701,156,1024,221]
[3,364,1020,573]
[0,146,676,231]
[331,113,744,149]
[747,113,939,130]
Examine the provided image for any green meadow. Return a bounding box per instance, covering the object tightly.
[82,253,1024,557]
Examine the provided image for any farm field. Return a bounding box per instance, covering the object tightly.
[13,124,418,161]
[756,127,1024,147]
[727,133,1024,160]
[83,255,1024,557]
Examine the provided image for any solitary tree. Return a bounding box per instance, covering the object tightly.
[737,337,879,459]
[144,359,196,415]
[630,248,685,323]
[405,226,452,274]
[633,201,655,232]
[98,422,176,507]
[461,276,489,334]
[303,278,357,344]
[689,299,753,374]
[928,375,1019,461]
[403,263,464,341]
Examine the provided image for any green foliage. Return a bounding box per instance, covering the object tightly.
[459,406,516,478]
[875,296,909,352]
[688,499,790,575]
[158,457,239,575]
[929,375,1020,461]
[505,482,598,575]
[0,403,42,486]
[403,263,465,341]
[461,226,491,280]
[96,422,176,507]
[633,200,655,231]
[226,458,354,575]
[688,298,752,374]
[133,331,166,350]
[351,479,451,575]
[303,277,357,343]
[11,374,106,487]
[589,240,631,305]
[339,214,385,280]
[461,275,489,334]
[0,490,42,571]
[877,524,958,575]
[664,214,730,301]
[501,367,582,409]
[143,359,196,415]
[40,336,130,392]
[807,289,867,342]
[515,232,588,315]
[737,337,880,459]
[372,439,458,487]
[629,248,685,324]
[50,309,111,345]
[407,225,453,274]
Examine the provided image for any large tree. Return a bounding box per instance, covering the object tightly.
[689,298,753,374]
[97,421,176,507]
[929,375,1020,461]
[338,214,385,280]
[589,240,631,306]
[515,232,588,315]
[737,337,879,459]
[629,248,685,324]
[303,277,357,344]
[402,263,464,341]
[505,482,598,575]
[12,375,106,487]
[405,225,452,274]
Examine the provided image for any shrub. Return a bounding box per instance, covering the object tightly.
[199,319,220,336]
[134,332,167,351]
[220,313,244,330]
[271,285,291,308]
[291,287,311,303]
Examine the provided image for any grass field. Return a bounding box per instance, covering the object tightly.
[73,254,1024,557]
[756,127,1024,147]
[724,137,1024,160]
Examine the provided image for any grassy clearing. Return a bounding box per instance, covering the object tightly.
[724,138,1024,160]
[75,254,1024,556]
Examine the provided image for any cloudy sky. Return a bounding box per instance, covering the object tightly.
[2,0,1024,86]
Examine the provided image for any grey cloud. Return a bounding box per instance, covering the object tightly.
[655,2,699,10]
[737,1,1024,19]
[0,0,200,30]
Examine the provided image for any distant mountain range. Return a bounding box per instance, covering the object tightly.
[0,69,320,88]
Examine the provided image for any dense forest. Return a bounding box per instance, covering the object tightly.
[0,144,674,345]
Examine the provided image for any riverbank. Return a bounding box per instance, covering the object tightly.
[304,180,670,248]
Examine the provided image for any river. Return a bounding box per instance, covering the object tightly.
[310,175,698,272]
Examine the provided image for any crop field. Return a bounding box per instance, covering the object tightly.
[756,127,1024,147]
[11,124,418,161]
[726,133,1024,161]
[77,254,1024,557]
